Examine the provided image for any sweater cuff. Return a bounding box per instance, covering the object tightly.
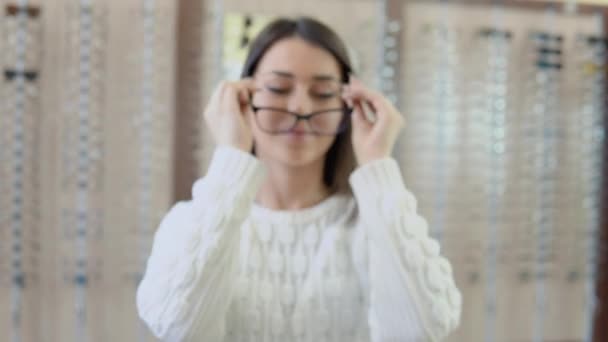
[202,145,265,193]
[349,158,406,203]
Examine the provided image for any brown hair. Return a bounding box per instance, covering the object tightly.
[240,16,356,194]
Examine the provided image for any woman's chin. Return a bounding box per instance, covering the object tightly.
[280,152,318,167]
[255,136,334,167]
[270,148,324,167]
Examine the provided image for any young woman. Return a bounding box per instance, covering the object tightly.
[136,17,461,342]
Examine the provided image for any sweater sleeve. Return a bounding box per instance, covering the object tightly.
[136,146,265,341]
[349,158,462,342]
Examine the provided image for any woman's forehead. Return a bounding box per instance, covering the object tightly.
[255,37,342,80]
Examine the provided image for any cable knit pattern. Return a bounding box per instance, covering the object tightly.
[136,146,461,342]
[348,159,461,341]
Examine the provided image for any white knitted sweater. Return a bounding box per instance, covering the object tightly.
[136,146,462,342]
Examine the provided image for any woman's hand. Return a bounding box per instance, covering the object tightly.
[342,76,405,165]
[204,78,257,152]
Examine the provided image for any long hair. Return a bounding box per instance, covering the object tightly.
[240,16,356,194]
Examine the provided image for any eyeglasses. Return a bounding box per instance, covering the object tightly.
[250,104,350,136]
[5,4,41,18]
[249,73,351,135]
[4,69,38,82]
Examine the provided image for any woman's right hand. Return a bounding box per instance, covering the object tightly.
[203,78,258,152]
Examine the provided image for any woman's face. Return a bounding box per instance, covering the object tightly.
[250,36,345,168]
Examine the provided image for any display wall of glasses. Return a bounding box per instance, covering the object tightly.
[399,2,605,342]
[0,0,176,341]
[0,0,43,340]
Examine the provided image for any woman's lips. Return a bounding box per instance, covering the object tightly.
[289,130,307,135]
[284,130,310,142]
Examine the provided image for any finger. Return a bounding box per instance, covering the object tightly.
[234,78,261,106]
[348,77,396,123]
[341,92,353,108]
[351,99,373,131]
[342,89,379,117]
[341,84,350,95]
[221,82,243,115]
[347,93,391,132]
[235,77,260,97]
[236,86,250,107]
[361,100,378,124]
[205,81,228,118]
[347,82,384,112]
[343,92,377,124]
[238,77,258,91]
[210,81,228,104]
[351,78,406,133]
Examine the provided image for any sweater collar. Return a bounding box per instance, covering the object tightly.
[250,192,354,226]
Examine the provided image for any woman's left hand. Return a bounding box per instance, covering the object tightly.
[342,76,405,166]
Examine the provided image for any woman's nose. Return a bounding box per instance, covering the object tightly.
[287,88,312,114]
[290,117,310,133]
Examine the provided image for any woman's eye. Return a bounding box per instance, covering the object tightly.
[267,86,290,95]
[313,92,336,99]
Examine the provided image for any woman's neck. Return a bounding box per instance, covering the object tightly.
[255,158,332,211]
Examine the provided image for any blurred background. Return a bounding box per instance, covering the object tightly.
[0,0,607,341]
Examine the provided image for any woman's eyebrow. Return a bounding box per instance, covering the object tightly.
[268,70,337,82]
[311,74,337,81]
[270,70,294,78]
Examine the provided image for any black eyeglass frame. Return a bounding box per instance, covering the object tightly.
[249,102,352,136]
